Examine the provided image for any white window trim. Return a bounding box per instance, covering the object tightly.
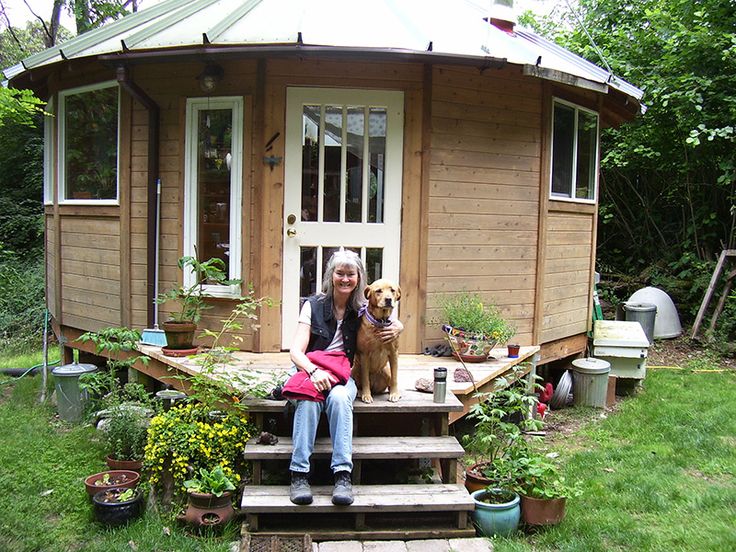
[183,96,244,298]
[57,81,120,205]
[43,96,54,205]
[549,97,599,204]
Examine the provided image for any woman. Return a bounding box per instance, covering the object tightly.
[288,249,402,505]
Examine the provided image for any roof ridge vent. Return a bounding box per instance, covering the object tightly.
[488,0,515,32]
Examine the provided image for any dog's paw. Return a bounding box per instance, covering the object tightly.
[361,393,374,404]
[388,391,401,402]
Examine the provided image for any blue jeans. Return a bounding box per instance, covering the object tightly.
[289,377,357,474]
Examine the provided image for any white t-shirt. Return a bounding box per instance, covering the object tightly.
[298,301,344,352]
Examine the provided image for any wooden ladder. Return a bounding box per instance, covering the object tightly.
[240,390,475,541]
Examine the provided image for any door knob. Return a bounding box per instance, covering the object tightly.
[286,228,297,238]
[286,213,297,225]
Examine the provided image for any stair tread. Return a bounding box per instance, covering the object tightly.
[240,484,474,512]
[244,435,464,460]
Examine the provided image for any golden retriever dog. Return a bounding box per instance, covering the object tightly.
[352,279,401,403]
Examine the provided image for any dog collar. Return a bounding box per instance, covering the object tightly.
[358,305,393,328]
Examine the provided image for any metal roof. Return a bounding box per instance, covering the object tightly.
[4,0,642,104]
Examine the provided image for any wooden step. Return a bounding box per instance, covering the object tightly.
[241,484,473,513]
[244,435,464,460]
[241,483,474,538]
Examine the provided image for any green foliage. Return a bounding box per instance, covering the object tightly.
[0,21,73,68]
[524,0,736,327]
[156,255,241,324]
[439,292,515,342]
[0,254,45,354]
[103,405,149,461]
[512,453,582,500]
[144,402,253,497]
[184,466,236,497]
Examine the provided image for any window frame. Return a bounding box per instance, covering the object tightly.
[183,96,244,298]
[549,97,600,204]
[57,81,120,205]
[43,96,54,205]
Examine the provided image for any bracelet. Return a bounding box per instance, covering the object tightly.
[306,368,315,377]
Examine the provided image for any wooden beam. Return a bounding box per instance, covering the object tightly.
[692,250,736,338]
[119,90,132,328]
[533,80,551,344]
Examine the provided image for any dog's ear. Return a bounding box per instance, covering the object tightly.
[364,285,372,299]
[395,285,402,301]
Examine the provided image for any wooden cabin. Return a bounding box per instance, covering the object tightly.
[6,0,642,366]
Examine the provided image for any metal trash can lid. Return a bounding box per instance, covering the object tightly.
[156,389,187,400]
[52,361,98,377]
[623,302,657,313]
[571,357,611,375]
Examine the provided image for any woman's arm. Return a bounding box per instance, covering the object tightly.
[376,318,404,343]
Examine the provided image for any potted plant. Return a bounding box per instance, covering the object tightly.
[470,487,521,538]
[463,367,543,492]
[92,486,144,526]
[181,465,237,527]
[84,469,140,498]
[439,292,515,362]
[513,454,581,526]
[156,254,241,354]
[78,327,154,471]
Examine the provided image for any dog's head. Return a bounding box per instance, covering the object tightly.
[364,279,401,312]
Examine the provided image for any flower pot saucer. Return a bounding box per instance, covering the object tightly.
[162,346,199,357]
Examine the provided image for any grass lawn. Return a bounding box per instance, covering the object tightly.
[1,351,734,551]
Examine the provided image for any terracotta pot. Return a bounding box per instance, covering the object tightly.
[161,321,197,350]
[92,487,143,526]
[464,462,493,493]
[520,495,567,525]
[84,470,140,499]
[183,490,235,527]
[105,455,143,473]
[507,344,521,358]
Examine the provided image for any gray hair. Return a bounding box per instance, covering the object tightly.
[321,249,367,312]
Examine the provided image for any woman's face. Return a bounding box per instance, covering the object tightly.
[332,263,359,300]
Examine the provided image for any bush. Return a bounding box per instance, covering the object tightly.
[0,252,45,354]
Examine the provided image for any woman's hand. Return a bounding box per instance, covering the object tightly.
[310,368,332,392]
[376,320,403,343]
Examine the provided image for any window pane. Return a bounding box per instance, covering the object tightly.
[365,248,383,283]
[575,111,598,200]
[346,107,364,222]
[368,108,386,223]
[323,106,343,222]
[64,86,118,200]
[300,246,318,301]
[197,109,232,274]
[551,103,574,197]
[301,106,320,221]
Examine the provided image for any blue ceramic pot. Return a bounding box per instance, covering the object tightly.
[471,488,520,537]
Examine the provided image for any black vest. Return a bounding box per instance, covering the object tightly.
[306,295,359,365]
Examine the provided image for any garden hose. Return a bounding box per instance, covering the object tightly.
[0,359,60,382]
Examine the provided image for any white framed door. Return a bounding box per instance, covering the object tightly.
[282,87,404,347]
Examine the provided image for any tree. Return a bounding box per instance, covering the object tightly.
[522,0,736,315]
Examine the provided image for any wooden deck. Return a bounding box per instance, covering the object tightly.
[136,344,540,423]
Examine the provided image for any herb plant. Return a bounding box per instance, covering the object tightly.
[440,292,515,342]
[184,466,236,497]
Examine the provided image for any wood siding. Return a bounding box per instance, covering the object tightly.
[45,216,56,318]
[540,207,594,343]
[425,66,542,347]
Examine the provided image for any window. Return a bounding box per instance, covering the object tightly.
[43,97,54,205]
[58,82,119,203]
[183,97,243,297]
[550,99,599,202]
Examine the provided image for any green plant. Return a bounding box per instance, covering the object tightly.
[439,292,515,342]
[144,402,253,495]
[156,255,241,324]
[464,367,543,488]
[104,405,149,461]
[184,466,236,497]
[513,453,582,500]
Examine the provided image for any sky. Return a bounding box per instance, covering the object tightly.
[1,0,562,33]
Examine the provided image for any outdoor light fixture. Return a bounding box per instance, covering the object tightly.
[197,63,224,93]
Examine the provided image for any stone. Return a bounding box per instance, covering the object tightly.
[317,541,363,552]
[448,537,493,552]
[363,541,407,552]
[406,539,450,552]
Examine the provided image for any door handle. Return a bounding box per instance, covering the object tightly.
[286,228,297,238]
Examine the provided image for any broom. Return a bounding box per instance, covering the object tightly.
[140,178,167,347]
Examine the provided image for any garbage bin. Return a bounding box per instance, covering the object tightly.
[623,302,657,345]
[572,358,611,408]
[52,361,98,422]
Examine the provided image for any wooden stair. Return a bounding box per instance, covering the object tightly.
[240,390,475,541]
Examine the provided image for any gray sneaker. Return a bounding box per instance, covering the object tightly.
[289,471,313,505]
[332,470,353,505]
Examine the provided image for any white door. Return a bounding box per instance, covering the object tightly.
[282,88,404,347]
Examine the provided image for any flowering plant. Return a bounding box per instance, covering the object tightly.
[144,402,253,494]
[439,292,515,342]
